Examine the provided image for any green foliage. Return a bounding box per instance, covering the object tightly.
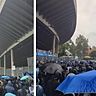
[75,35,88,58]
[58,40,75,57]
[58,34,89,59]
[90,51,96,58]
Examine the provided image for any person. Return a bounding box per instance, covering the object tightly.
[36,79,44,96]
[5,81,16,95]
[84,93,91,96]
[28,84,34,96]
[17,83,27,96]
[0,80,4,96]
[36,85,44,96]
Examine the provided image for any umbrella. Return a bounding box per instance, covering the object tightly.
[5,93,16,96]
[24,72,33,77]
[10,76,16,79]
[1,76,10,80]
[43,63,63,74]
[84,56,92,60]
[56,70,96,93]
[20,75,32,81]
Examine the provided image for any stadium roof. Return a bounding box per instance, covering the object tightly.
[0,0,33,56]
[37,0,76,51]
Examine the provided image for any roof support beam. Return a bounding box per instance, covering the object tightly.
[0,30,33,58]
[4,54,6,75]
[0,0,6,13]
[11,49,14,76]
[37,12,60,42]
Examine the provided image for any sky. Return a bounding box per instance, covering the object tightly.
[71,0,96,47]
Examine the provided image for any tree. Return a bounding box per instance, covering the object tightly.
[68,40,76,56]
[75,34,89,58]
[89,46,96,59]
[58,40,75,57]
[90,51,96,59]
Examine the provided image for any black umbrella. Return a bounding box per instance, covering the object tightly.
[43,63,63,74]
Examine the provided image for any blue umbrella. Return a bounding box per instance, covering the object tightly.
[20,75,32,80]
[5,93,16,96]
[56,70,96,93]
[1,76,10,80]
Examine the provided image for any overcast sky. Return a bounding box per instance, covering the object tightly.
[71,0,96,47]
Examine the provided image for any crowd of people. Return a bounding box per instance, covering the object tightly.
[36,59,96,96]
[0,74,34,96]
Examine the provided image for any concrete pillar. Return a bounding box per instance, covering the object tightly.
[4,55,6,75]
[0,58,1,68]
[11,49,14,76]
[53,35,56,54]
[55,39,59,54]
